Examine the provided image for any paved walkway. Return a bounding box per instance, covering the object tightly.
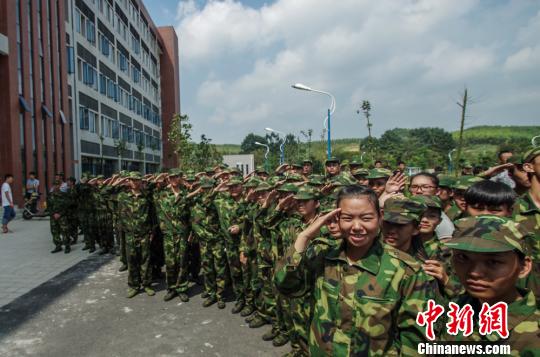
[0,217,95,307]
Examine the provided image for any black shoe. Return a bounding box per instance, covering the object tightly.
[202,297,217,307]
[249,315,267,328]
[231,301,245,314]
[64,246,71,254]
[118,264,128,272]
[163,290,177,302]
[82,246,90,251]
[262,328,279,341]
[240,305,255,317]
[217,300,226,309]
[51,246,62,254]
[89,247,96,253]
[178,293,189,302]
[98,248,109,255]
[272,333,289,347]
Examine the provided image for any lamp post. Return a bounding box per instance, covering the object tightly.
[265,127,285,164]
[255,141,270,171]
[292,83,336,159]
[448,148,457,174]
[532,135,540,147]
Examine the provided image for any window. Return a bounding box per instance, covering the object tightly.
[118,51,128,73]
[131,34,140,55]
[120,123,133,143]
[81,61,98,90]
[99,73,117,100]
[101,115,118,138]
[79,106,97,133]
[67,46,75,74]
[131,65,140,83]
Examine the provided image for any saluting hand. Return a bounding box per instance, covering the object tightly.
[294,208,341,253]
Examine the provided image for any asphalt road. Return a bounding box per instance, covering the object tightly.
[0,254,288,357]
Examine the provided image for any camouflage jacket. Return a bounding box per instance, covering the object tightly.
[47,190,70,216]
[117,189,154,237]
[190,192,219,242]
[275,239,437,356]
[446,201,465,222]
[240,201,259,256]
[443,289,540,356]
[513,193,540,299]
[214,192,244,243]
[154,186,189,235]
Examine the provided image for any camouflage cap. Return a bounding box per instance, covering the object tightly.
[217,163,228,169]
[168,168,183,177]
[243,177,261,188]
[330,175,352,187]
[325,156,340,165]
[253,181,272,192]
[266,176,281,186]
[284,173,304,182]
[96,174,105,180]
[204,167,215,174]
[255,166,268,174]
[452,175,484,191]
[277,183,299,193]
[290,163,303,169]
[411,195,442,210]
[461,161,473,169]
[349,158,362,167]
[294,186,320,200]
[307,175,325,186]
[340,159,350,167]
[229,167,242,175]
[185,174,196,182]
[127,171,142,180]
[522,146,540,163]
[367,168,392,179]
[302,159,313,165]
[226,177,243,186]
[437,175,456,188]
[445,215,528,254]
[383,196,426,224]
[199,178,215,188]
[351,168,369,177]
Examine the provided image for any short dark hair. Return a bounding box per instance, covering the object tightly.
[397,161,405,165]
[465,180,516,208]
[4,174,13,180]
[498,150,512,160]
[410,172,439,187]
[29,171,36,176]
[374,160,382,165]
[336,185,380,215]
[68,177,76,184]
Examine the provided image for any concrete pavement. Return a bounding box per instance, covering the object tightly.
[0,217,95,307]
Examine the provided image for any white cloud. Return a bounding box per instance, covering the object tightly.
[173,0,540,142]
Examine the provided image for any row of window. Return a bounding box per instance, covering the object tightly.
[77,57,161,126]
[79,105,161,150]
[74,9,96,45]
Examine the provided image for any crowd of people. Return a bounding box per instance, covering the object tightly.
[8,146,540,355]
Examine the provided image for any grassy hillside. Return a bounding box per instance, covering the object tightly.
[452,125,540,141]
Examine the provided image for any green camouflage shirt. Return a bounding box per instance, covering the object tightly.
[117,189,154,237]
[275,239,437,356]
[154,186,189,235]
[443,289,540,356]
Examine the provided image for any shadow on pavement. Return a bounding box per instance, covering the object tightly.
[0,253,114,340]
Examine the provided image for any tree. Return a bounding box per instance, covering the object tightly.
[168,114,193,170]
[240,133,267,153]
[191,134,223,171]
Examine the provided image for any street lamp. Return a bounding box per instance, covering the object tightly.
[532,135,540,147]
[448,148,457,174]
[255,141,270,171]
[265,127,285,164]
[292,83,336,159]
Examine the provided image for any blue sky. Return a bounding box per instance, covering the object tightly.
[144,0,540,144]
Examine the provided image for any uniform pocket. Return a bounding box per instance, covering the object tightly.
[355,296,396,339]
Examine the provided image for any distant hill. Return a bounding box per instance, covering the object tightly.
[216,125,540,155]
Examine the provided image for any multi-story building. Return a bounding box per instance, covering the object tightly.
[0,0,180,205]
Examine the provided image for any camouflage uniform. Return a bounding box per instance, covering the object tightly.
[117,175,155,289]
[47,187,71,249]
[191,181,226,302]
[443,215,540,355]
[275,239,437,356]
[154,175,190,294]
[214,186,245,303]
[513,193,540,299]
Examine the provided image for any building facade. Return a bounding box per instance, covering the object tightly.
[0,0,180,205]
[223,154,255,177]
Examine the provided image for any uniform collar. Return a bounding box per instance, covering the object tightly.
[518,193,540,214]
[325,239,382,275]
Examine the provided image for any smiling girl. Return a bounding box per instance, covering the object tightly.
[275,185,436,356]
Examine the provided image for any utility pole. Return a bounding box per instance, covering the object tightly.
[358,100,373,158]
[455,88,468,176]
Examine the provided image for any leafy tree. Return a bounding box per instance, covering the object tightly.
[240,133,267,153]
[168,114,193,170]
